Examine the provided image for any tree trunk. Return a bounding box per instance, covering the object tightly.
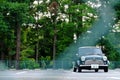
[36,41,39,62]
[53,25,57,68]
[49,1,58,68]
[16,24,21,69]
[77,2,83,38]
[1,51,4,60]
[35,20,39,62]
[76,10,82,37]
[0,43,4,60]
[35,0,40,62]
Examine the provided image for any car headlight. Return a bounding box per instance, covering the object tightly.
[103,56,107,61]
[81,56,85,61]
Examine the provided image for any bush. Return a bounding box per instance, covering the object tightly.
[20,58,39,69]
[109,61,120,69]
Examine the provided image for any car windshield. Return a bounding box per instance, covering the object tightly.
[78,47,103,56]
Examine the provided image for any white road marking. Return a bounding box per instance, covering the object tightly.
[16,71,27,75]
[108,77,120,79]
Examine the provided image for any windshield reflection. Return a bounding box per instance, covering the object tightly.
[78,47,103,56]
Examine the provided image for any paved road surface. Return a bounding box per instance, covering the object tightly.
[0,69,120,80]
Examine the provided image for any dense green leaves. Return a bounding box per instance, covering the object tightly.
[0,0,120,67]
[98,37,120,61]
[114,2,120,21]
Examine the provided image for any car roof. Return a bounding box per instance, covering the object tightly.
[79,46,100,49]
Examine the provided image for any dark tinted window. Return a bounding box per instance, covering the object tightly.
[78,47,103,56]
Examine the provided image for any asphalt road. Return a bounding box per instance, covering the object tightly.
[0,69,120,80]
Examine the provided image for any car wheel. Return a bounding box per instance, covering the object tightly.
[78,67,82,72]
[73,67,77,72]
[95,69,98,72]
[104,67,108,72]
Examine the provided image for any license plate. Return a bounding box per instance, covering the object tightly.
[91,64,99,69]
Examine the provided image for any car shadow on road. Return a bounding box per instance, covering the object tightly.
[76,70,106,73]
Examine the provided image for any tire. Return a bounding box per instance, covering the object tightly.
[73,67,77,72]
[104,67,108,72]
[95,69,98,72]
[78,67,82,72]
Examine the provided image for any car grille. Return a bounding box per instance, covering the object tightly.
[85,60,104,65]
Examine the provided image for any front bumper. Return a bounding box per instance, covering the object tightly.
[79,65,108,69]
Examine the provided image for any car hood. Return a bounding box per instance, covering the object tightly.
[84,55,102,57]
[83,55,103,60]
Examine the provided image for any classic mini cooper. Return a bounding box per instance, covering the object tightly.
[73,46,109,72]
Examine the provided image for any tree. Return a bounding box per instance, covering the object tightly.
[0,1,15,61]
[0,0,108,69]
[49,0,59,67]
[0,13,8,60]
[98,37,120,61]
[114,2,120,22]
[53,0,98,64]
[4,2,30,69]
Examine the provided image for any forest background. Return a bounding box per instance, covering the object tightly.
[0,0,120,69]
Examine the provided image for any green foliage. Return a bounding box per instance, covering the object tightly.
[98,37,120,61]
[0,6,15,56]
[1,0,120,69]
[20,58,39,69]
[21,47,34,57]
[40,56,51,61]
[109,61,120,69]
[7,2,29,25]
[6,0,34,3]
[0,14,8,33]
[114,2,120,21]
